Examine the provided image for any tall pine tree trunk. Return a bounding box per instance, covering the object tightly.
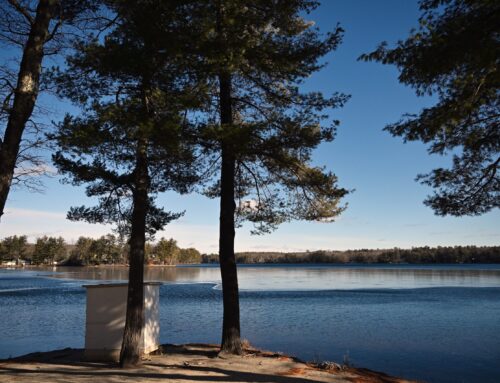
[119,137,148,367]
[218,71,242,355]
[0,0,56,219]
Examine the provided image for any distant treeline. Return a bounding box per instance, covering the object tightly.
[0,235,201,266]
[202,246,500,264]
[1,235,499,265]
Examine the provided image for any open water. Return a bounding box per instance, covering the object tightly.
[0,264,499,383]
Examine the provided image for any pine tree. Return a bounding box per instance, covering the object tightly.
[197,0,349,354]
[52,0,201,366]
[361,0,499,216]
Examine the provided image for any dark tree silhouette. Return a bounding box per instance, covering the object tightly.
[52,0,201,367]
[361,0,499,216]
[0,0,99,219]
[198,0,349,354]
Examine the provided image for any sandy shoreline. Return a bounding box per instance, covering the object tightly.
[0,343,419,383]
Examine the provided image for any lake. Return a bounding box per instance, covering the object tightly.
[1,264,499,383]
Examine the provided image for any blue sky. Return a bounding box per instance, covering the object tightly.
[2,0,499,252]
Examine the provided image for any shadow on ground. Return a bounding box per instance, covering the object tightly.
[0,344,415,383]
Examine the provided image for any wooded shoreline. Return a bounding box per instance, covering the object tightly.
[203,246,500,264]
[2,237,499,266]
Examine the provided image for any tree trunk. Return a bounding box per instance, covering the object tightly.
[0,0,56,219]
[119,137,149,367]
[218,70,242,355]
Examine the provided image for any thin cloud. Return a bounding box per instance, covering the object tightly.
[4,207,65,219]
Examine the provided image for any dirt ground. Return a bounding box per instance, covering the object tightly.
[0,344,419,383]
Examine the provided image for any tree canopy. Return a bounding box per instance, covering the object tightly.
[192,0,349,354]
[361,0,499,216]
[51,0,205,366]
[199,0,349,233]
[52,0,201,236]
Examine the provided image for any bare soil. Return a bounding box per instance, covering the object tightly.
[0,343,420,383]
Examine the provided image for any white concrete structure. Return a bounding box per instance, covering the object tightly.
[83,282,160,361]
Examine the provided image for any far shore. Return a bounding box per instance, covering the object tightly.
[3,261,500,269]
[0,343,417,383]
[1,241,499,267]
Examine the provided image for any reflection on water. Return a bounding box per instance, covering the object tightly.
[40,264,500,290]
[40,266,200,283]
[1,265,500,383]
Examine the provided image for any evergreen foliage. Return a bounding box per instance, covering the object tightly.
[199,0,349,232]
[32,235,66,264]
[0,235,28,262]
[1,234,497,265]
[202,246,500,264]
[361,0,500,216]
[193,0,349,354]
[50,0,203,367]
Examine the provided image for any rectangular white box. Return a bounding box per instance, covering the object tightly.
[83,282,160,361]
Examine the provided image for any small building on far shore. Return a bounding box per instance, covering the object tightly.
[1,260,16,266]
[1,259,31,267]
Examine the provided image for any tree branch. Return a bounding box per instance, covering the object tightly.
[7,0,34,25]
